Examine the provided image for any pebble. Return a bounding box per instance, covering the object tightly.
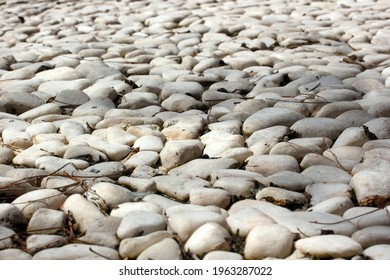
[26,234,68,254]
[363,245,390,260]
[256,187,308,210]
[244,224,295,260]
[85,182,136,211]
[245,155,300,176]
[27,208,66,234]
[343,207,390,229]
[243,108,304,136]
[116,210,166,239]
[350,171,390,206]
[352,226,390,249]
[290,118,349,141]
[168,210,228,242]
[0,203,26,229]
[0,249,32,260]
[137,238,182,260]
[119,231,173,259]
[226,207,276,237]
[295,235,363,259]
[33,244,120,260]
[182,223,225,260]
[0,226,15,249]
[12,189,67,219]
[153,174,210,202]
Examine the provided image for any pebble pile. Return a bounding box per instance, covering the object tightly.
[1,0,390,260]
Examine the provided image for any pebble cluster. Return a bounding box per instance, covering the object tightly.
[1,0,390,260]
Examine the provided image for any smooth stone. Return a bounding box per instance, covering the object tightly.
[0,249,32,260]
[332,127,371,147]
[72,97,115,118]
[118,176,157,193]
[119,230,173,259]
[96,117,163,129]
[228,199,291,218]
[133,135,164,152]
[363,117,390,139]
[189,187,231,209]
[87,136,131,161]
[35,66,83,81]
[61,194,105,233]
[0,91,43,114]
[12,189,66,219]
[184,222,231,258]
[305,183,352,205]
[323,146,365,163]
[245,125,291,147]
[208,120,242,134]
[300,153,340,170]
[83,161,127,178]
[213,177,256,199]
[27,208,66,234]
[363,148,390,161]
[233,99,268,116]
[313,101,362,118]
[63,144,108,164]
[244,224,294,260]
[168,158,239,180]
[168,210,228,242]
[363,245,390,260]
[210,169,261,184]
[123,151,160,168]
[85,182,136,211]
[350,171,390,207]
[295,235,362,259]
[260,171,313,192]
[116,210,166,239]
[37,79,90,97]
[203,251,243,260]
[153,174,210,202]
[33,244,120,260]
[75,61,124,83]
[243,108,304,136]
[245,155,300,176]
[271,212,357,237]
[59,121,86,141]
[160,81,204,100]
[35,156,79,174]
[160,140,203,170]
[307,196,354,216]
[290,118,349,141]
[256,187,308,210]
[0,226,14,249]
[336,110,374,127]
[269,141,322,161]
[54,89,90,106]
[76,215,121,249]
[25,122,57,138]
[118,92,159,110]
[26,234,68,255]
[301,165,352,184]
[352,226,390,249]
[105,127,137,146]
[161,93,205,112]
[110,202,162,218]
[137,237,182,260]
[226,207,276,237]
[130,165,159,179]
[126,125,166,142]
[344,207,390,229]
[316,88,362,102]
[1,128,33,149]
[0,147,15,164]
[0,203,26,229]
[162,115,205,140]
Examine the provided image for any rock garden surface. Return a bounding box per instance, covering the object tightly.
[1,0,390,260]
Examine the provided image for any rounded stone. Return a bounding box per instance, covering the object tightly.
[244,224,294,259]
[184,222,231,258]
[295,235,363,259]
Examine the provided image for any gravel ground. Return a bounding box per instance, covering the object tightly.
[1,0,390,260]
